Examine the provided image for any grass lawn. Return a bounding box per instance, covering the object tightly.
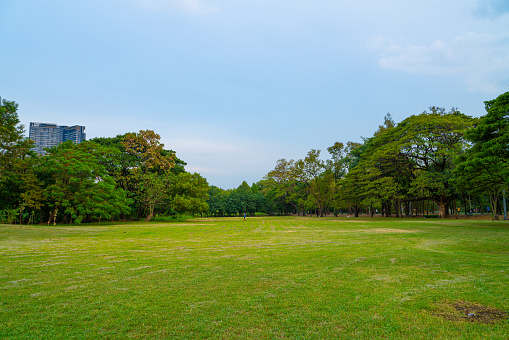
[1,216,508,339]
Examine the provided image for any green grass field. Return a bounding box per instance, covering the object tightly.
[1,217,508,339]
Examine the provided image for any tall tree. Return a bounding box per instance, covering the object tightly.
[0,98,33,174]
[454,91,509,218]
[119,130,178,219]
[294,149,335,217]
[366,108,472,217]
[168,172,209,218]
[138,172,171,221]
[0,98,35,211]
[263,159,302,215]
[42,141,131,224]
[121,130,175,174]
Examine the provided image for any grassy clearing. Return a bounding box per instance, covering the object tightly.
[1,217,508,339]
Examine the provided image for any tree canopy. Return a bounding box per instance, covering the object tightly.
[454,92,509,217]
[2,92,509,223]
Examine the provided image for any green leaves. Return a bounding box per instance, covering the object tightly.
[0,98,35,210]
[121,130,175,174]
[41,141,132,224]
[453,91,509,216]
[0,99,31,166]
[341,108,473,217]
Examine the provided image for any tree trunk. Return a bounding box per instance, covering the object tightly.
[48,208,58,225]
[145,211,154,221]
[489,191,500,219]
[438,201,447,218]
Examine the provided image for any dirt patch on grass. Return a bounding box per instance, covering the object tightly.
[434,300,508,324]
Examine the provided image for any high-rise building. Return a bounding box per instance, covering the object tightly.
[29,122,86,154]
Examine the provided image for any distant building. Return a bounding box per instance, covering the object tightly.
[29,122,86,155]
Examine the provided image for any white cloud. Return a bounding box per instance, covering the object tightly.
[178,0,220,14]
[379,40,457,75]
[368,32,509,94]
[133,0,220,15]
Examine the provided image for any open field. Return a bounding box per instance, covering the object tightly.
[1,217,508,339]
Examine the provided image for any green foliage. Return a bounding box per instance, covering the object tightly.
[342,107,473,217]
[168,172,209,217]
[92,132,190,221]
[1,99,206,224]
[0,98,35,211]
[207,182,266,216]
[121,130,176,174]
[3,93,509,223]
[294,150,337,217]
[0,98,34,175]
[41,140,132,224]
[454,91,509,217]
[137,172,171,221]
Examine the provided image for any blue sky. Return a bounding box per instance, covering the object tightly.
[1,0,508,189]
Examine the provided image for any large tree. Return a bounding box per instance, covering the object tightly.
[454,91,509,218]
[0,98,35,211]
[342,108,472,217]
[294,149,336,217]
[121,130,176,174]
[42,141,132,224]
[168,172,209,218]
[0,98,33,173]
[372,108,472,217]
[92,133,186,220]
[263,159,303,215]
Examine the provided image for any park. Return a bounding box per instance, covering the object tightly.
[2,2,509,338]
[1,216,508,339]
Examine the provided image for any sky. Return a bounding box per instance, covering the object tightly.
[1,0,508,189]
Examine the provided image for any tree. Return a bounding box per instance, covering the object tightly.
[0,98,35,212]
[42,141,131,224]
[263,159,302,215]
[326,142,347,182]
[121,130,175,174]
[373,113,395,137]
[20,158,46,223]
[92,134,187,220]
[0,98,34,175]
[294,149,335,217]
[207,186,227,216]
[138,172,170,221]
[454,91,509,218]
[340,109,472,218]
[168,172,209,219]
[366,108,472,217]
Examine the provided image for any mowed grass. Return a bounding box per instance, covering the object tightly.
[1,217,508,339]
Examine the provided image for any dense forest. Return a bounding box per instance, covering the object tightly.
[1,91,508,224]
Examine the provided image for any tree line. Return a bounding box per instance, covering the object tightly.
[259,91,509,219]
[1,91,508,223]
[0,100,209,224]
